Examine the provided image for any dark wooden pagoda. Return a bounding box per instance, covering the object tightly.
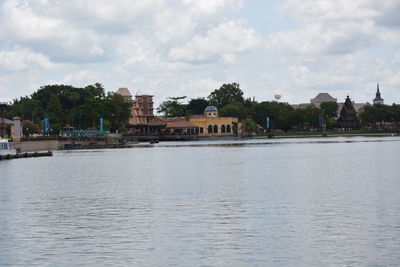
[337,96,360,129]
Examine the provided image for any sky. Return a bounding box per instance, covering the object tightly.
[0,0,399,107]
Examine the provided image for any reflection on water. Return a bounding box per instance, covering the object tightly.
[1,136,400,266]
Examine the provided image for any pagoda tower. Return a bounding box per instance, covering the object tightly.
[337,96,360,129]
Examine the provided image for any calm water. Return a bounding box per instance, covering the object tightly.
[1,136,400,266]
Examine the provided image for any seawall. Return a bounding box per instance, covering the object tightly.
[11,140,108,152]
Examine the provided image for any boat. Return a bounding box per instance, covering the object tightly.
[0,139,17,156]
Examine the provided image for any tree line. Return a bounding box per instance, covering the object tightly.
[157,83,400,132]
[5,82,400,136]
[6,83,131,135]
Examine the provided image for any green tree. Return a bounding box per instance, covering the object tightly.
[7,83,131,133]
[84,83,106,99]
[289,108,308,130]
[186,97,209,115]
[320,102,338,119]
[253,101,293,130]
[243,117,259,135]
[46,94,63,125]
[219,103,249,120]
[208,83,244,108]
[303,106,323,128]
[70,99,103,129]
[391,104,400,125]
[22,120,40,136]
[104,93,132,132]
[51,123,62,135]
[360,105,378,127]
[288,106,323,130]
[102,119,111,131]
[360,104,392,128]
[157,96,187,117]
[7,97,43,123]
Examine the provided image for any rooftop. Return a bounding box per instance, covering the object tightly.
[312,93,336,101]
[116,87,132,97]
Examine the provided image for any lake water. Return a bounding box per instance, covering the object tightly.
[1,136,400,266]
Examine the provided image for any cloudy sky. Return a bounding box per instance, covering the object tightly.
[1,0,399,106]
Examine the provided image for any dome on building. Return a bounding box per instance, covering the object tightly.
[204,106,218,113]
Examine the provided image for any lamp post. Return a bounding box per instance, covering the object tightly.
[111,114,115,133]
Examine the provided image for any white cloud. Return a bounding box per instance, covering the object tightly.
[266,21,374,58]
[266,0,400,60]
[280,0,380,21]
[0,0,399,105]
[257,0,400,104]
[179,78,222,98]
[222,54,236,64]
[394,52,400,63]
[182,0,243,16]
[51,70,105,87]
[168,20,261,62]
[0,0,62,41]
[0,47,58,72]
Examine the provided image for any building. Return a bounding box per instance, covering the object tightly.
[337,102,367,118]
[0,117,13,138]
[164,118,199,135]
[291,93,337,109]
[131,94,154,124]
[373,83,384,105]
[337,96,360,129]
[125,106,241,137]
[188,106,239,136]
[291,92,367,118]
[116,88,155,125]
[310,93,337,107]
[0,104,23,140]
[116,87,133,102]
[0,103,12,138]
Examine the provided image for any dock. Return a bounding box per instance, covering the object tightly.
[0,151,53,160]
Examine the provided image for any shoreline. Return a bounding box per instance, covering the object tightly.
[253,132,399,139]
[10,132,399,152]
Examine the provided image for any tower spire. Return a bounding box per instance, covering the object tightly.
[373,82,383,104]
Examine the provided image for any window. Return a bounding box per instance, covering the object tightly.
[200,127,203,133]
[221,125,225,133]
[227,125,231,133]
[208,125,213,133]
[214,125,218,133]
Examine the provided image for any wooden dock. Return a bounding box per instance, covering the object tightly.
[0,151,53,160]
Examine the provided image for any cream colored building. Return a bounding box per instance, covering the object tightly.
[188,106,240,136]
